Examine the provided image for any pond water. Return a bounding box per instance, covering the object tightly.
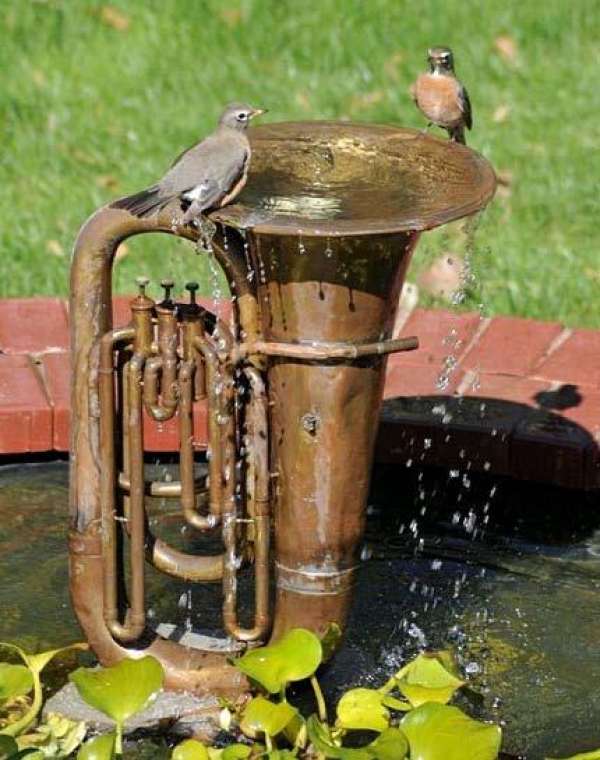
[1,459,599,759]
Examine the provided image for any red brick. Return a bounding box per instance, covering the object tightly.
[459,372,553,406]
[384,358,464,398]
[143,402,208,452]
[534,329,600,387]
[398,308,482,368]
[0,299,69,354]
[0,355,52,453]
[461,315,563,376]
[38,352,70,450]
[112,296,133,328]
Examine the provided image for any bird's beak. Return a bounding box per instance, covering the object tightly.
[250,108,267,119]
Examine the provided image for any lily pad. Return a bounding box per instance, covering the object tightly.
[307,716,372,760]
[0,735,19,756]
[320,624,343,663]
[240,696,297,739]
[235,629,322,693]
[0,665,33,706]
[70,656,164,727]
[221,745,252,759]
[547,751,600,759]
[393,652,464,707]
[337,688,389,732]
[368,728,409,760]
[401,702,501,760]
[172,738,209,759]
[307,717,408,759]
[76,732,116,760]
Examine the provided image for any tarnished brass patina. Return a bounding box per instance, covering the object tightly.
[69,121,495,694]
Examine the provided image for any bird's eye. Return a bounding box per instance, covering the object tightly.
[237,112,249,121]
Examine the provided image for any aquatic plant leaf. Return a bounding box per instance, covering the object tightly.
[16,712,86,757]
[336,688,389,732]
[368,728,409,760]
[221,745,252,759]
[306,716,371,760]
[240,696,297,739]
[320,624,343,663]
[70,656,164,726]
[282,712,307,748]
[0,665,33,705]
[0,735,18,755]
[235,629,322,693]
[171,738,209,759]
[394,652,464,707]
[266,751,297,759]
[76,732,116,760]
[547,751,600,759]
[307,716,406,759]
[0,642,88,738]
[401,702,501,760]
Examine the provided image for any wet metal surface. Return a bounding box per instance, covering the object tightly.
[213,121,496,236]
[3,461,600,758]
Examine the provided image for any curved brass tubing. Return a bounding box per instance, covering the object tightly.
[70,201,249,694]
[143,304,179,422]
[99,326,135,640]
[179,359,219,531]
[223,366,270,642]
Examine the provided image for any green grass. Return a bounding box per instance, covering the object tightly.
[1,0,598,325]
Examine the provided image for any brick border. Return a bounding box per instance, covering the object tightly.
[0,299,598,489]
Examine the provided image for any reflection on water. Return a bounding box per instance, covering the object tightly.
[2,461,600,757]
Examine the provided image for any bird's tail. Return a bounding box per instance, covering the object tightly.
[449,126,466,145]
[110,185,169,218]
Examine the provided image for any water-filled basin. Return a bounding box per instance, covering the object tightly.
[212,121,496,236]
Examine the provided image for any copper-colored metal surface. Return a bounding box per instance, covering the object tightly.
[70,120,495,693]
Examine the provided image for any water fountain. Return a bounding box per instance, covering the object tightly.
[69,120,495,697]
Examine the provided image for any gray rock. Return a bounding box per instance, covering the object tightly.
[43,683,222,739]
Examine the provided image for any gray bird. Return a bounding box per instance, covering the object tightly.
[111,102,266,225]
[411,47,472,144]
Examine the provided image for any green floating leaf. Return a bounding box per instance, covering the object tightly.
[16,712,86,757]
[393,652,465,707]
[368,728,409,760]
[70,656,164,726]
[240,696,297,739]
[0,735,18,756]
[0,642,88,739]
[171,738,209,759]
[307,717,407,760]
[76,732,116,760]
[221,745,252,759]
[401,702,501,760]
[266,751,297,759]
[235,629,322,694]
[337,688,389,732]
[321,624,343,663]
[26,644,88,676]
[547,751,600,760]
[0,665,33,706]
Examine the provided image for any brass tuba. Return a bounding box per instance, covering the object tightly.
[69,121,495,695]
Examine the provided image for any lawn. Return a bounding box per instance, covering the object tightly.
[1,0,598,326]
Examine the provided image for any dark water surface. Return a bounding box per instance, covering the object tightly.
[1,460,600,758]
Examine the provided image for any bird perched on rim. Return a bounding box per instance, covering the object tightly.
[411,47,472,145]
[111,102,266,225]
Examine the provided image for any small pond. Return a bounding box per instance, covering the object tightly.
[2,459,600,758]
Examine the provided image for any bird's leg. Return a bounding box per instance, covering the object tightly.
[420,122,433,136]
[194,214,217,254]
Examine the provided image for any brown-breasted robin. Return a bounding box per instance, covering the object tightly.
[411,47,472,144]
[112,102,266,224]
